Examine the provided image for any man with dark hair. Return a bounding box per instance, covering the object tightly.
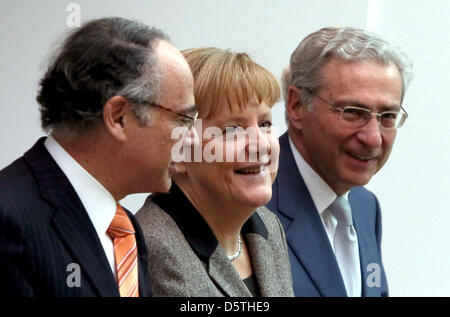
[267,27,413,297]
[0,17,197,296]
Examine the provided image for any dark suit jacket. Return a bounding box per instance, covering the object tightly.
[0,138,152,296]
[136,184,294,297]
[266,132,388,297]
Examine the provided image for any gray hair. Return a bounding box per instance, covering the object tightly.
[283,27,413,118]
[37,17,169,133]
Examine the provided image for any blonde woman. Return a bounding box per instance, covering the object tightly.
[136,48,293,297]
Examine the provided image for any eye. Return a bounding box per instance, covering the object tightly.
[223,125,240,133]
[381,112,398,120]
[260,121,272,128]
[259,120,272,133]
[223,125,244,139]
[178,117,192,127]
[341,107,369,122]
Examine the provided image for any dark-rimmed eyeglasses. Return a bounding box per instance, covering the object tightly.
[300,87,408,129]
[144,101,198,129]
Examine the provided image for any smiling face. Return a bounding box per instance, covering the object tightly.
[182,100,279,210]
[125,40,195,194]
[291,58,403,195]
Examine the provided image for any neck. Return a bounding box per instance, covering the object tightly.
[175,178,254,256]
[52,129,126,200]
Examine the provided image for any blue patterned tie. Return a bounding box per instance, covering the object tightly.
[329,196,362,297]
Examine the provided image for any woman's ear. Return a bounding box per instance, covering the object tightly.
[173,162,187,174]
[103,96,133,142]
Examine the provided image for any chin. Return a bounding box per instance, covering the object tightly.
[153,176,172,194]
[237,190,272,209]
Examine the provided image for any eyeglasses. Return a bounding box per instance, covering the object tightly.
[145,101,198,129]
[301,87,408,129]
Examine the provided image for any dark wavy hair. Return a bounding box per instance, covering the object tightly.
[37,17,168,132]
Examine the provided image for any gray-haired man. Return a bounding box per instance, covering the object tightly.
[0,17,196,296]
[267,27,413,297]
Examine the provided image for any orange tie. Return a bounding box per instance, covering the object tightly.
[107,204,140,297]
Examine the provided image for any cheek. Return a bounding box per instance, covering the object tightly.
[383,132,396,151]
[223,138,247,162]
[378,134,396,164]
[270,135,280,157]
[268,136,280,179]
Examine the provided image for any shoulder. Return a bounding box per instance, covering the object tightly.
[349,186,380,213]
[0,156,44,222]
[135,196,183,245]
[135,196,216,296]
[349,186,382,234]
[0,156,36,203]
[350,186,378,201]
[254,206,286,245]
[255,206,283,231]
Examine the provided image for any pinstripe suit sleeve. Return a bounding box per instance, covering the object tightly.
[0,197,35,296]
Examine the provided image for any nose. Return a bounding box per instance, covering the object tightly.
[355,116,383,148]
[245,126,271,163]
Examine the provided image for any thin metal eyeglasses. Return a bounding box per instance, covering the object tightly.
[301,87,408,129]
[144,101,198,129]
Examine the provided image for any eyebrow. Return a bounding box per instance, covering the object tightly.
[335,101,401,112]
[379,105,401,112]
[182,104,198,114]
[217,112,272,126]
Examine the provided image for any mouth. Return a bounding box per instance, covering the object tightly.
[234,165,264,175]
[346,151,376,162]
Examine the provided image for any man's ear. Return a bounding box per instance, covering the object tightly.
[103,96,133,142]
[173,162,187,174]
[286,85,307,130]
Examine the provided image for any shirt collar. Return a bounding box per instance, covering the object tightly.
[288,136,349,214]
[151,183,268,262]
[44,135,117,239]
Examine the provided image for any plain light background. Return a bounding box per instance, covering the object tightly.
[1,0,449,296]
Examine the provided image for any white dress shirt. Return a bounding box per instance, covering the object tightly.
[288,137,350,251]
[44,135,117,277]
[289,137,362,296]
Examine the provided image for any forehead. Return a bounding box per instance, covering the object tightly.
[156,41,195,111]
[203,93,273,119]
[203,99,272,124]
[320,58,403,106]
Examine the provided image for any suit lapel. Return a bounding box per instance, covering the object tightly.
[276,133,347,296]
[24,138,119,297]
[349,191,380,297]
[245,233,279,297]
[208,247,251,297]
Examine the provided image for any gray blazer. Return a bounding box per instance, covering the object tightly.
[136,185,293,297]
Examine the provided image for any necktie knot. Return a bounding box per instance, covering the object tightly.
[107,204,135,239]
[329,196,353,226]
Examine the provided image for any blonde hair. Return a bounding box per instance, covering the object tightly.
[182,47,280,118]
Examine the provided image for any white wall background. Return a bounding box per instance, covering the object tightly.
[0,0,448,296]
[364,0,450,297]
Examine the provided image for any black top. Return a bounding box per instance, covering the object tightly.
[151,183,269,297]
[152,183,269,263]
[243,274,260,297]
